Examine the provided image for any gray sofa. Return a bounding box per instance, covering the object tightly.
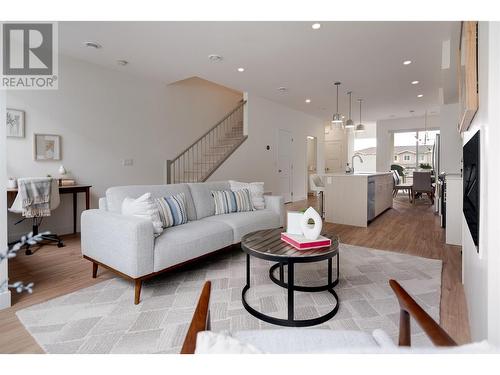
[81,181,284,304]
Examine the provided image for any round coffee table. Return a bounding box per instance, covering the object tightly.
[241,228,340,327]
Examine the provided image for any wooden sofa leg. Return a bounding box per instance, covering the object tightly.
[92,262,98,278]
[134,279,142,305]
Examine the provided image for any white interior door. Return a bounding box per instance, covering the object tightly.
[324,140,344,173]
[277,129,293,203]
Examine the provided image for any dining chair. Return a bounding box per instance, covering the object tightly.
[412,171,435,205]
[392,170,413,202]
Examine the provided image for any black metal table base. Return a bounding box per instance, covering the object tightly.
[241,253,340,327]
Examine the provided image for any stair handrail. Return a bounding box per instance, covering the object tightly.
[169,100,246,165]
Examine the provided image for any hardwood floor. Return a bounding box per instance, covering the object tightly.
[0,193,471,353]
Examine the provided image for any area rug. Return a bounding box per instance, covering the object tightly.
[16,244,442,353]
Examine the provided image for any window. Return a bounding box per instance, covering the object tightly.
[353,123,376,172]
[393,130,440,183]
[394,155,398,161]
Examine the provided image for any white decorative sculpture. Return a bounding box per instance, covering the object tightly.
[300,207,322,240]
[287,211,303,235]
[58,165,67,176]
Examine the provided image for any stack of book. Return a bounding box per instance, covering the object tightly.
[281,232,331,250]
[59,179,76,186]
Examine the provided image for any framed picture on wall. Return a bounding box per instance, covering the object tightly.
[458,21,479,133]
[33,133,61,161]
[6,109,25,138]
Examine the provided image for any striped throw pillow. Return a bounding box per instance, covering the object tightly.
[154,193,188,228]
[211,189,254,215]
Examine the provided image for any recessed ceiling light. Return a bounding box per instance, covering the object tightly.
[117,60,128,66]
[208,54,223,62]
[403,60,412,65]
[305,99,311,103]
[312,23,321,30]
[237,67,245,72]
[411,80,419,85]
[417,94,424,98]
[83,41,102,49]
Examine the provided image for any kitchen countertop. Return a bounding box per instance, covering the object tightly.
[322,172,392,178]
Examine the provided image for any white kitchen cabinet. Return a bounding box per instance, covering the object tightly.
[323,172,393,227]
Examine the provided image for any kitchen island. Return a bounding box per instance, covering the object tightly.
[323,172,393,227]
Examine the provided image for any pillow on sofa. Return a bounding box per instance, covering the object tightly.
[154,192,188,228]
[121,193,163,235]
[212,189,254,215]
[229,180,265,210]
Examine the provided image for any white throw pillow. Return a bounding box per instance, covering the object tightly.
[195,331,262,354]
[229,180,265,210]
[121,193,163,235]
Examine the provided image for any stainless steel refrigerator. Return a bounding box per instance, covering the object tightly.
[432,134,441,213]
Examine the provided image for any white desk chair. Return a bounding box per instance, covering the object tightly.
[9,178,64,255]
[309,174,325,218]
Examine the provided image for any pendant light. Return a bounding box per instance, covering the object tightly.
[345,91,355,129]
[418,111,429,145]
[331,82,343,128]
[355,99,365,132]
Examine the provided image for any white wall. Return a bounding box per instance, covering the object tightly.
[0,88,10,309]
[210,94,325,201]
[439,103,463,174]
[463,21,500,344]
[376,115,440,172]
[6,56,241,240]
[486,21,500,346]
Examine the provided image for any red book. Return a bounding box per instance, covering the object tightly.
[281,232,331,250]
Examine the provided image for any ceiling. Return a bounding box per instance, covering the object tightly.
[59,21,460,123]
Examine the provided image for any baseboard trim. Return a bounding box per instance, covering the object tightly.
[0,289,11,310]
[8,224,75,243]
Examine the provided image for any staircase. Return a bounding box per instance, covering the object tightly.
[166,100,247,184]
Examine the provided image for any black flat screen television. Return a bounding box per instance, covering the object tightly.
[463,130,480,249]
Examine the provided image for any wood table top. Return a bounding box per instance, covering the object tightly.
[7,184,91,192]
[241,228,339,262]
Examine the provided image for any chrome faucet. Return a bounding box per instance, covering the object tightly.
[351,153,364,173]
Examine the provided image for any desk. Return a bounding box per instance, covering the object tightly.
[7,184,92,234]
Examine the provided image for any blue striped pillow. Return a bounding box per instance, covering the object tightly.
[211,189,254,215]
[155,193,188,228]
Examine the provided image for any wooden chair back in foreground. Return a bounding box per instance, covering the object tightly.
[389,279,457,347]
[181,280,457,353]
[180,281,212,354]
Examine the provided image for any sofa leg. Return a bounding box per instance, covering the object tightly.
[134,279,142,305]
[92,262,98,278]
